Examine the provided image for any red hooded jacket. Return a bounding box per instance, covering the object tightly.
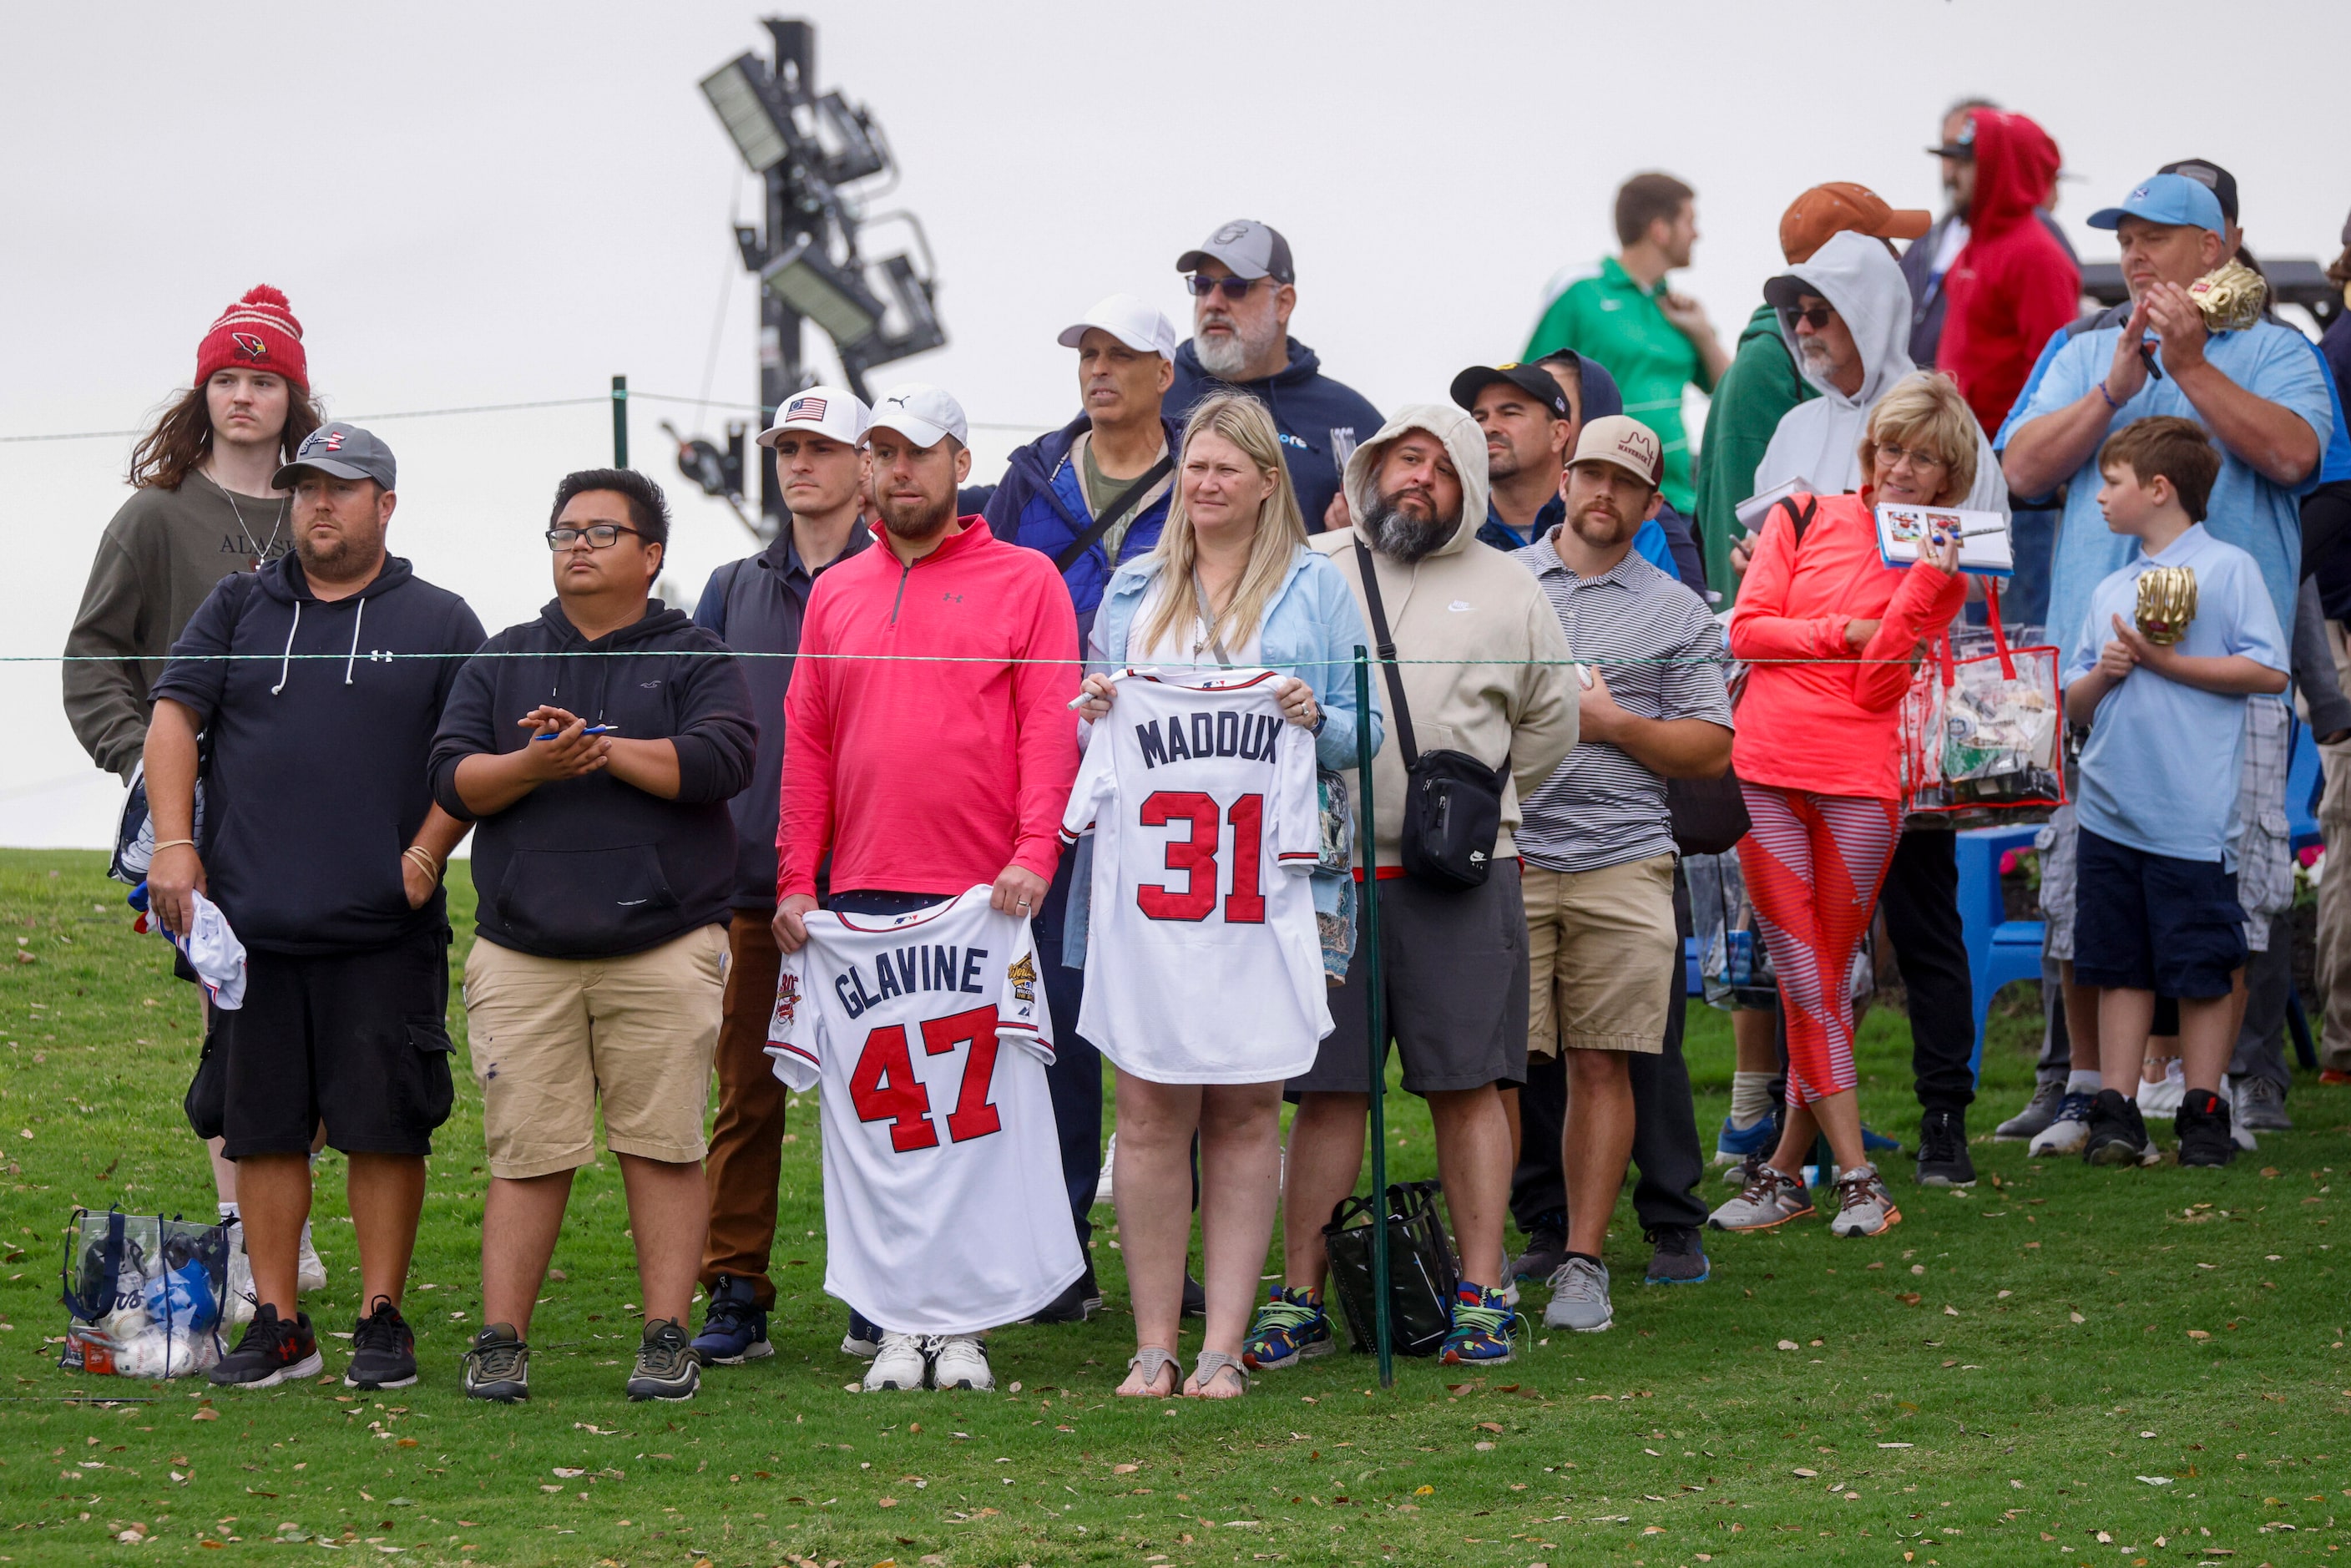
[1934,110,2081,437]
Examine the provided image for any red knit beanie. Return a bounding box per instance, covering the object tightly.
[194,285,308,392]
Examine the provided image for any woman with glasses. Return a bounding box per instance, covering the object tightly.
[1707,372,1974,1242]
[1067,393,1377,1399]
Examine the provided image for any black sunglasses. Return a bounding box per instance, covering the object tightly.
[1185,274,1261,300]
[1779,305,1837,331]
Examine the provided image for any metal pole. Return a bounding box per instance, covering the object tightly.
[1354,648,1393,1389]
[609,375,629,468]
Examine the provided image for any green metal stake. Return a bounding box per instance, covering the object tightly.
[611,375,629,468]
[1354,647,1393,1389]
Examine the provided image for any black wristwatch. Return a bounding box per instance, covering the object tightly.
[1309,708,1328,736]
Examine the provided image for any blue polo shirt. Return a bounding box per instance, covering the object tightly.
[2061,524,2288,865]
[2010,319,2333,655]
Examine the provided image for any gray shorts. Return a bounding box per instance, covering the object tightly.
[1289,859,1529,1098]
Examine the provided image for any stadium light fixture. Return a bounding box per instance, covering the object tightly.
[699,53,791,172]
[758,234,883,347]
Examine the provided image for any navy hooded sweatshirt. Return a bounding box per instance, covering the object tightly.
[148,554,485,955]
[981,411,1184,645]
[1165,336,1381,532]
[429,601,756,960]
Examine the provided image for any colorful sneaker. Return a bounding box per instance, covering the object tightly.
[1995,1080,2066,1142]
[863,1332,929,1391]
[2083,1090,2154,1166]
[1642,1226,1711,1284]
[1828,1162,1902,1237]
[928,1333,993,1391]
[625,1318,700,1402]
[1708,1164,1815,1231]
[691,1274,773,1365]
[2028,1092,2096,1157]
[345,1296,417,1390]
[1542,1257,1613,1333]
[1860,1125,1902,1156]
[1439,1284,1515,1366]
[1242,1286,1334,1371]
[463,1323,528,1403]
[2175,1090,2237,1167]
[2321,1068,2351,1087]
[1914,1109,1977,1187]
[1713,1114,1776,1167]
[209,1303,324,1389]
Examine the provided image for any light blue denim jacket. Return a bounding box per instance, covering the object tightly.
[1062,545,1383,966]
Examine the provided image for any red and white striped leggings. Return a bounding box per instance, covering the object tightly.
[1737,784,1901,1105]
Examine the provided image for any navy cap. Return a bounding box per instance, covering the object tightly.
[272,422,396,490]
[2087,172,2226,235]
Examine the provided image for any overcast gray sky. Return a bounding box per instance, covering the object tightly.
[5,0,2346,844]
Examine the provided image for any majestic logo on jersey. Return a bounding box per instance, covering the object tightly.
[771,971,801,1030]
[1135,710,1283,771]
[1005,952,1038,1007]
[230,331,269,362]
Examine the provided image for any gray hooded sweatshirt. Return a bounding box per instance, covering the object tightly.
[1753,230,2010,518]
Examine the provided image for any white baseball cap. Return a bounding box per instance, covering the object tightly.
[1056,293,1179,360]
[756,385,868,449]
[864,382,968,449]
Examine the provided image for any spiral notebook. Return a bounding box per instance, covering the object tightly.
[1874,504,2013,576]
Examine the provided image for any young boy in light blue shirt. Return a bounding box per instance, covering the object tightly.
[2061,416,2288,1168]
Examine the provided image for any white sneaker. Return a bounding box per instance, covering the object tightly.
[296,1221,327,1295]
[223,1221,256,1327]
[2138,1060,2187,1118]
[862,1332,929,1392]
[928,1333,993,1392]
[2028,1092,2095,1157]
[1095,1134,1116,1207]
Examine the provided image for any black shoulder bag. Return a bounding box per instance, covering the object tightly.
[1353,541,1507,890]
[1049,453,1177,574]
[1665,495,1815,855]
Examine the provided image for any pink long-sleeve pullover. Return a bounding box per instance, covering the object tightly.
[777,518,1079,900]
[1728,493,1968,800]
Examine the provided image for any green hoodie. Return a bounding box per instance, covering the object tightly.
[63,474,292,779]
[1691,303,1815,604]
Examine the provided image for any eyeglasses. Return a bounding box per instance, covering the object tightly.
[1779,305,1837,331]
[545,524,647,550]
[1185,274,1260,300]
[1875,440,1949,473]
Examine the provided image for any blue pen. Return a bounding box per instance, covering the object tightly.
[533,724,618,741]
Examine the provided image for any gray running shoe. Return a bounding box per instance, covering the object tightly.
[1541,1257,1614,1333]
[1994,1080,2066,1142]
[2232,1075,2291,1131]
[2028,1092,2096,1157]
[625,1318,700,1402]
[1828,1162,1902,1238]
[1707,1164,1815,1232]
[463,1323,528,1403]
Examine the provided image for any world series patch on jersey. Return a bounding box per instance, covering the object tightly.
[766,885,1084,1335]
[1061,668,1330,1085]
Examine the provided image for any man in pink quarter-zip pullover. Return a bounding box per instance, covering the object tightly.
[774,383,1082,949]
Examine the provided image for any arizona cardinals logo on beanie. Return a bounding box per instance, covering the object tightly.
[195,285,308,393]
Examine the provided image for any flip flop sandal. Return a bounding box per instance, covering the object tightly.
[1186,1349,1249,1399]
[1120,1345,1181,1398]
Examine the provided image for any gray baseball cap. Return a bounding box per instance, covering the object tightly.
[272,421,397,490]
[1176,220,1295,284]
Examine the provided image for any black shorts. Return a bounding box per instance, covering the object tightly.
[1289,859,1529,1098]
[2070,827,2246,999]
[185,927,456,1160]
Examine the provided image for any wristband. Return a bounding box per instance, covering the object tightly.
[2097,381,2124,410]
[152,838,195,853]
[402,845,442,882]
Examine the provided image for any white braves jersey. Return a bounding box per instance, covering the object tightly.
[766,885,1084,1335]
[1061,668,1330,1084]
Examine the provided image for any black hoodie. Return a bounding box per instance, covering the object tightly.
[148,554,486,954]
[429,600,756,959]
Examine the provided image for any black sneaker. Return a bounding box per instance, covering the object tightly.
[463,1323,529,1402]
[210,1303,324,1388]
[2084,1089,2153,1166]
[1511,1212,1568,1282]
[1914,1109,1977,1187]
[1641,1226,1711,1284]
[1024,1266,1105,1325]
[1181,1273,1207,1320]
[627,1318,700,1402]
[2175,1090,2237,1167]
[346,1296,417,1389]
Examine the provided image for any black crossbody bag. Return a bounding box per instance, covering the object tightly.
[1049,453,1177,574]
[1353,542,1507,890]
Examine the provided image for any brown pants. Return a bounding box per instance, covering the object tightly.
[700,909,787,1307]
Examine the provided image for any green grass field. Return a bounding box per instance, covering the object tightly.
[1,847,2346,1567]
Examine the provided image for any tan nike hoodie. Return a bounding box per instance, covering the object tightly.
[1310,402,1577,869]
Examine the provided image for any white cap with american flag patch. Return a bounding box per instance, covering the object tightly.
[756,384,870,449]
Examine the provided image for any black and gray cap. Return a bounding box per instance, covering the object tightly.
[272,421,396,490]
[1176,220,1295,285]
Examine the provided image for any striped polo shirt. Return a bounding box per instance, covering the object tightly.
[1514,533,1733,873]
